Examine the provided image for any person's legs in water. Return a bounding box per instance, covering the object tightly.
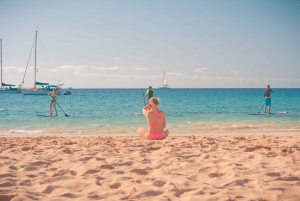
[54,102,58,116]
[265,98,271,114]
[264,98,271,114]
[50,102,53,116]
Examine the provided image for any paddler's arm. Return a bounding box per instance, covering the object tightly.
[143,90,149,99]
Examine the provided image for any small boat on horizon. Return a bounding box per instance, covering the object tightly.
[63,90,72,95]
[159,71,171,89]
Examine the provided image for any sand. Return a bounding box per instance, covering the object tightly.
[0,132,300,201]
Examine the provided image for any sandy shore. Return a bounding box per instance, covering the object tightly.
[0,132,300,201]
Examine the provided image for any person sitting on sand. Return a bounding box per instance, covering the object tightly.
[48,87,58,116]
[138,97,169,140]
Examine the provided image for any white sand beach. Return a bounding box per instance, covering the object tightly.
[0,132,300,201]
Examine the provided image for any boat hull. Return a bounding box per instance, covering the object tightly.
[0,89,21,93]
[21,88,61,95]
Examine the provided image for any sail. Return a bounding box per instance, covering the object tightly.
[163,79,168,87]
[159,71,170,88]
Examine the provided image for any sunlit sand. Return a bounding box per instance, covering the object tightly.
[0,132,299,200]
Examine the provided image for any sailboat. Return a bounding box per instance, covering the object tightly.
[0,39,21,93]
[20,31,63,95]
[159,71,171,89]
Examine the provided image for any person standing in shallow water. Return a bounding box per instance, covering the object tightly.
[143,86,154,102]
[138,97,169,140]
[48,88,58,116]
[264,85,273,114]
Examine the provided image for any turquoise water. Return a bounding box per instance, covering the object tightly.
[0,88,299,136]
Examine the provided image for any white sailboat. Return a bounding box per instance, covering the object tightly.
[159,71,171,89]
[0,39,21,93]
[20,31,63,95]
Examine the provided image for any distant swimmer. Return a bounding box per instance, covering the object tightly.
[48,87,58,116]
[138,97,169,140]
[264,85,273,114]
[143,86,154,102]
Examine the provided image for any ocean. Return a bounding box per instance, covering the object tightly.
[0,88,299,136]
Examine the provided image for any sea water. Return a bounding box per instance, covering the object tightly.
[0,88,299,136]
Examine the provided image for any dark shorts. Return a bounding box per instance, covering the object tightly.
[265,98,271,107]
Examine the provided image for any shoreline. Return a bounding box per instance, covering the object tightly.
[0,132,299,200]
[1,130,299,137]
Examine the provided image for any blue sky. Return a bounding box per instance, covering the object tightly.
[0,0,299,88]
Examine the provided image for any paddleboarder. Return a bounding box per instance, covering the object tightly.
[48,87,58,116]
[264,85,273,114]
[143,86,154,103]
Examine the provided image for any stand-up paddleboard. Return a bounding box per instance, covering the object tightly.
[0,108,6,111]
[36,114,59,117]
[248,111,288,115]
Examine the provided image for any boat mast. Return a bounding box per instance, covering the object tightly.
[163,71,165,86]
[34,31,37,89]
[0,39,2,89]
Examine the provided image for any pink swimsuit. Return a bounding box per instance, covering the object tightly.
[148,132,165,140]
[147,110,165,140]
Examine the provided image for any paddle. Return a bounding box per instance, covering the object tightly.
[258,103,265,114]
[56,102,69,117]
[142,89,145,106]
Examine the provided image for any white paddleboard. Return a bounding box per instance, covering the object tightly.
[36,114,58,117]
[0,108,5,111]
[249,111,288,115]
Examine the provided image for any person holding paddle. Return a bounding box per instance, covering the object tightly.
[264,85,273,114]
[143,86,154,102]
[138,97,169,140]
[48,87,58,116]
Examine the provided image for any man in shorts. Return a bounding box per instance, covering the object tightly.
[264,85,273,114]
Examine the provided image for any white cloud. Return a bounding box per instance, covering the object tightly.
[194,68,208,72]
[48,68,62,72]
[114,57,122,60]
[73,72,143,79]
[3,66,25,72]
[131,67,147,70]
[232,70,239,75]
[61,65,75,69]
[96,66,125,71]
[75,66,88,71]
[167,72,185,76]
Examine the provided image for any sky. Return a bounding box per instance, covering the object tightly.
[0,0,299,88]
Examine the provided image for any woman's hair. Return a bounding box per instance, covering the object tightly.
[149,97,159,105]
